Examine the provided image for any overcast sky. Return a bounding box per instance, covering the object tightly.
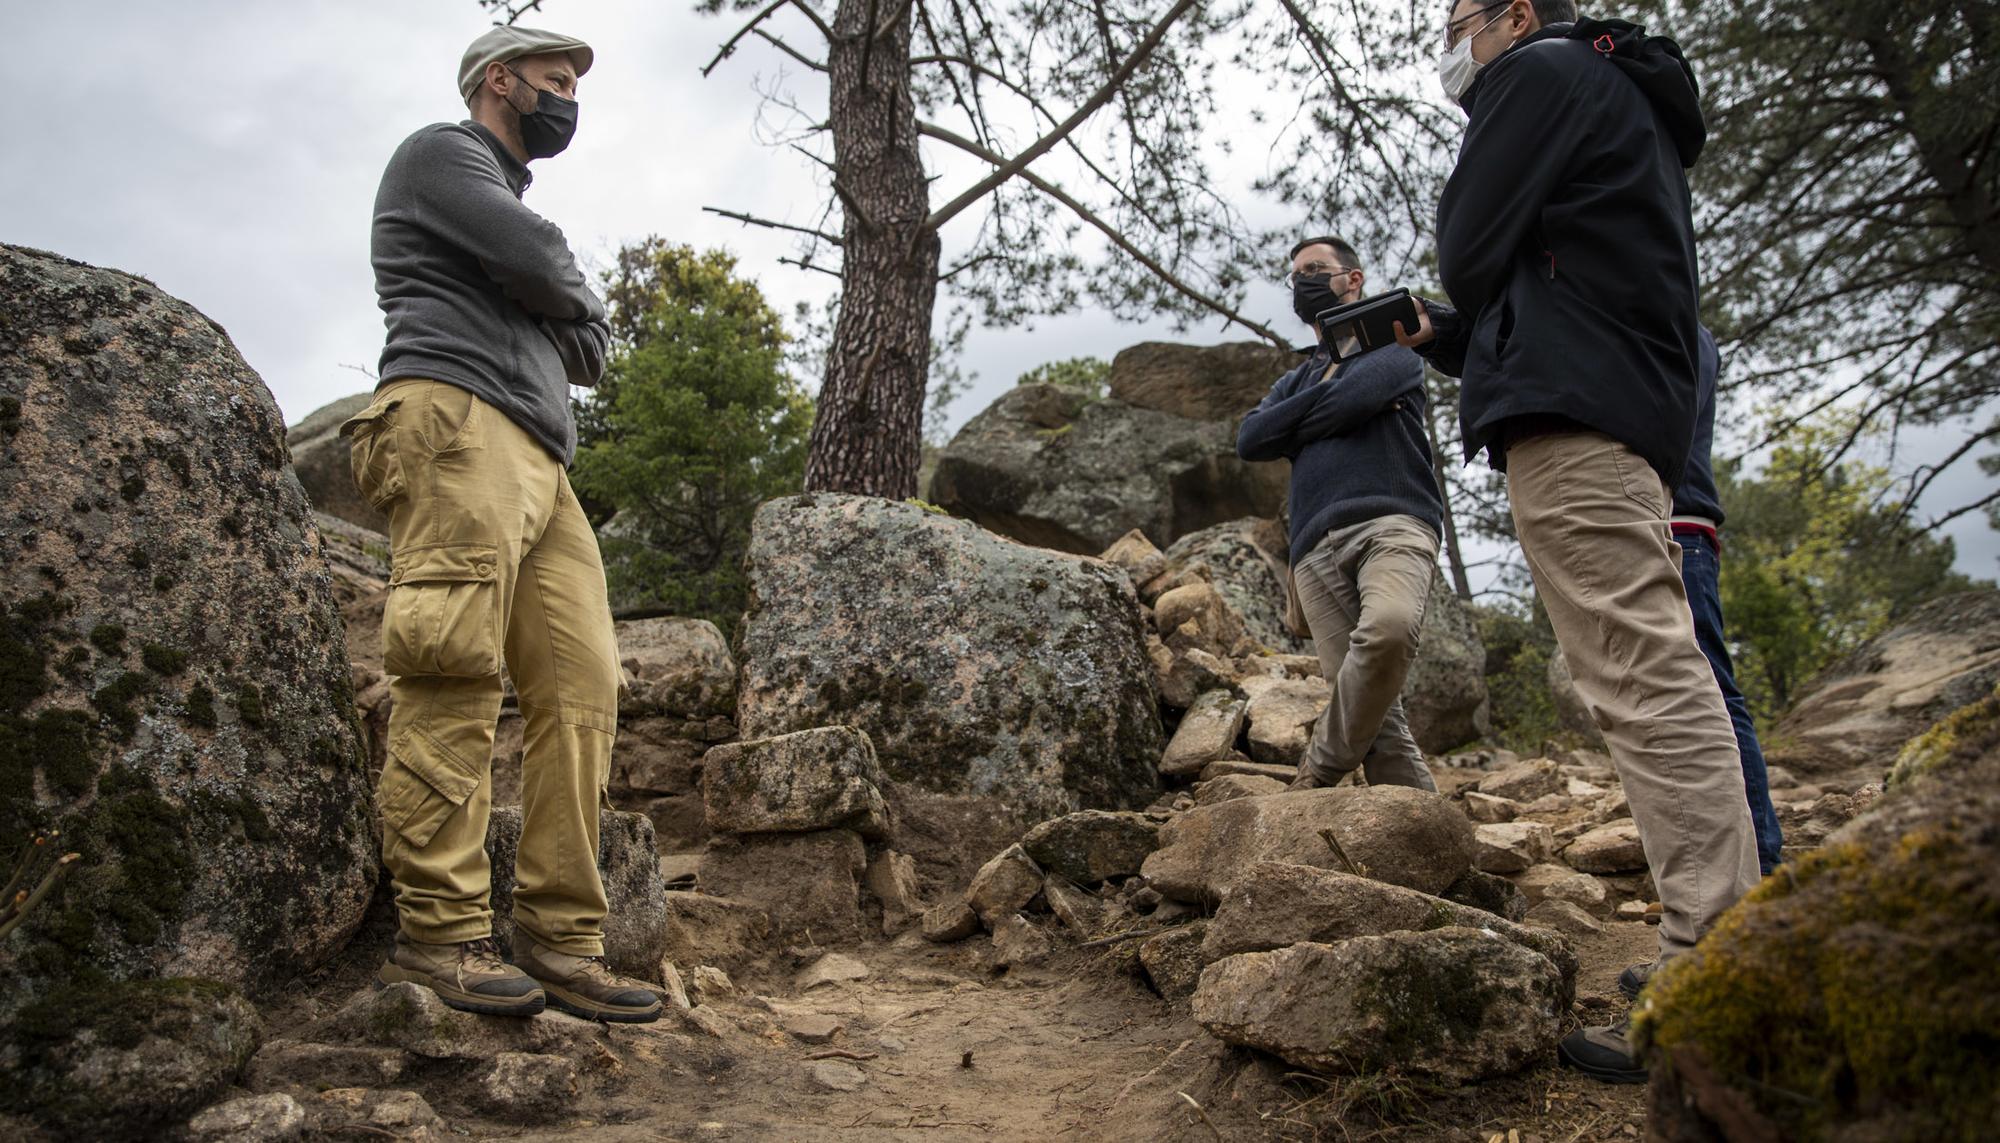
[10,0,1996,582]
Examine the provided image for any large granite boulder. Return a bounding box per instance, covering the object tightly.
[735,494,1161,822]
[0,245,376,998]
[1638,688,2000,1141]
[1766,589,2000,778]
[928,383,1285,555]
[285,392,382,533]
[1107,340,1297,425]
[2,977,262,1137]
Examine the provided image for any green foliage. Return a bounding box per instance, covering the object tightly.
[1016,356,1111,400]
[1629,0,2000,524]
[570,239,812,637]
[1718,427,1987,721]
[1473,604,1561,753]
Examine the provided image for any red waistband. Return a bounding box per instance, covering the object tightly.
[1671,521,1720,551]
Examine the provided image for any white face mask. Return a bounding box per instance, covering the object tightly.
[1438,8,1507,102]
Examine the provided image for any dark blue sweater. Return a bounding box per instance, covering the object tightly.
[1670,326,1725,524]
[1236,344,1446,566]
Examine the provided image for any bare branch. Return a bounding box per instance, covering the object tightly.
[919,120,1286,349]
[701,206,844,246]
[789,0,836,41]
[922,0,1203,233]
[779,256,844,278]
[1924,485,2000,533]
[752,28,828,72]
[703,0,796,77]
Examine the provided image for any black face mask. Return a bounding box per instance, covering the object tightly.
[1291,273,1353,330]
[507,68,579,159]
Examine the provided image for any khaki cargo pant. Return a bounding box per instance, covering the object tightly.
[342,379,619,955]
[1506,430,1760,959]
[1294,514,1440,790]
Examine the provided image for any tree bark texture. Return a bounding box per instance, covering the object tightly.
[805,0,941,498]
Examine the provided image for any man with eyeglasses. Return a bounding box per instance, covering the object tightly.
[1394,0,1761,1083]
[1237,236,1445,794]
[343,26,664,1025]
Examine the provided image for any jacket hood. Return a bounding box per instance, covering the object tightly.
[1567,18,1706,167]
[1468,19,1706,168]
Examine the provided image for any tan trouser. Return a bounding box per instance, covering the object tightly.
[1505,430,1759,958]
[342,379,619,955]
[1295,514,1440,791]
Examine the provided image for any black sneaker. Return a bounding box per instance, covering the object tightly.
[1618,960,1656,1001]
[1558,1018,1647,1084]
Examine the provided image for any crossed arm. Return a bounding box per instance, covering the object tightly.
[409,128,612,386]
[1237,355,1423,462]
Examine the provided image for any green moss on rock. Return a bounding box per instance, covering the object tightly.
[1636,733,2000,1140]
[90,670,154,739]
[140,642,188,675]
[183,680,218,729]
[1887,681,2000,789]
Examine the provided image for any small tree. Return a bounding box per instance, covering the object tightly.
[1017,356,1111,399]
[569,240,813,635]
[1718,426,1987,720]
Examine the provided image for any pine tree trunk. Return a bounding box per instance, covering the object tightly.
[1425,384,1475,600]
[805,0,940,498]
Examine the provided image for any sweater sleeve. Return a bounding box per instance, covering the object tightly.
[540,317,611,388]
[1413,300,1470,378]
[405,127,605,323]
[1292,350,1424,437]
[1437,46,1583,313]
[1236,363,1322,462]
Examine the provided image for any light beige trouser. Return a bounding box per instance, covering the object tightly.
[1505,430,1760,959]
[1295,514,1440,791]
[342,379,619,955]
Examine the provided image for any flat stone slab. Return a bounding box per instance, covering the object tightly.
[1140,787,1477,903]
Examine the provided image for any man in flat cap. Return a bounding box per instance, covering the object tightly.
[343,26,660,1023]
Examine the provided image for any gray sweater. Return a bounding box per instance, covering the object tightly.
[372,120,609,465]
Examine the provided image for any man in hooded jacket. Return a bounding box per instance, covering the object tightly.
[1397,0,1761,1082]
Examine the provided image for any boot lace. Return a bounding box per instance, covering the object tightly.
[458,936,510,976]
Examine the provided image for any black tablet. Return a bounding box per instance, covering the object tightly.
[1314,288,1420,362]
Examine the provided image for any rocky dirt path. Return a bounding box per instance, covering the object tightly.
[263,903,1656,1143]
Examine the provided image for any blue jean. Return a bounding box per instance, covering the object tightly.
[1677,529,1785,873]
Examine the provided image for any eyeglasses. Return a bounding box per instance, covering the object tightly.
[1444,0,1509,49]
[1285,261,1357,289]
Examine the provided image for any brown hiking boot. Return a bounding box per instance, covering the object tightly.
[378,934,545,1016]
[511,933,663,1023]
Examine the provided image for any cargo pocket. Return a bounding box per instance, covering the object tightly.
[383,543,504,679]
[377,750,480,848]
[340,397,406,510]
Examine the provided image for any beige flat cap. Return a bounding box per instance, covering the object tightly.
[458,25,594,105]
